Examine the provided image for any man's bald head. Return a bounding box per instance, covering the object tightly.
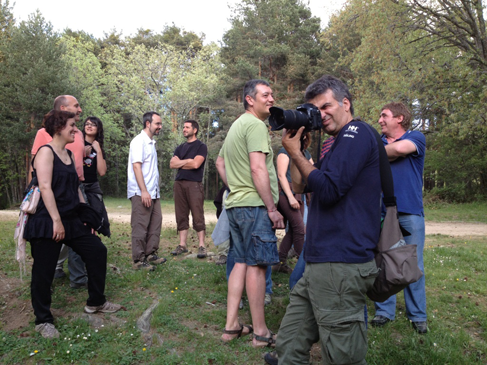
[53,95,82,122]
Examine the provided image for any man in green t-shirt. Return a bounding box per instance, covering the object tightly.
[216,79,284,348]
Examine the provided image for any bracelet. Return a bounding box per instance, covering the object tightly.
[267,207,277,213]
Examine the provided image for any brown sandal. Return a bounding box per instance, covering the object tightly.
[252,330,276,348]
[221,324,253,342]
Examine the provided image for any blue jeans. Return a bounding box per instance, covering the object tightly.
[289,196,307,290]
[68,248,88,285]
[226,254,273,294]
[289,242,306,290]
[374,213,427,321]
[226,206,277,294]
[226,207,279,266]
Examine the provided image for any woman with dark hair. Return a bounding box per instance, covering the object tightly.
[24,110,121,339]
[82,116,106,179]
[273,132,313,274]
[81,116,110,235]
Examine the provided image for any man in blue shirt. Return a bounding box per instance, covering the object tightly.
[371,102,427,334]
[271,75,381,365]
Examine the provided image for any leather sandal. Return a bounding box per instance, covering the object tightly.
[221,324,253,342]
[252,330,276,348]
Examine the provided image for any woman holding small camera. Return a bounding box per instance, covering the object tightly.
[81,116,110,235]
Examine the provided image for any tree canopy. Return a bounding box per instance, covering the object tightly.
[1,0,486,207]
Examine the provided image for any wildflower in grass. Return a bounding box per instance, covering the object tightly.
[171,290,174,293]
[143,348,146,351]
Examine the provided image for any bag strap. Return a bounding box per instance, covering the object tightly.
[364,124,396,207]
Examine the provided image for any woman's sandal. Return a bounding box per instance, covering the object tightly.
[221,324,253,342]
[252,330,277,348]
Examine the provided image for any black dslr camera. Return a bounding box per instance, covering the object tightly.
[268,103,322,132]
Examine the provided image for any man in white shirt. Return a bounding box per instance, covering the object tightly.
[127,111,166,270]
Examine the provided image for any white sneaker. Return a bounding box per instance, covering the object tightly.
[35,323,60,339]
[84,301,123,314]
[264,293,272,306]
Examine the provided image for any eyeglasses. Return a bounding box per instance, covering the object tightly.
[84,122,97,127]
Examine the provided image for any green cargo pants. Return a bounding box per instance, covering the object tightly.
[276,260,378,364]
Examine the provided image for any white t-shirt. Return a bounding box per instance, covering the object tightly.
[127,130,160,199]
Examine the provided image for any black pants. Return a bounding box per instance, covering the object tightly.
[30,234,107,325]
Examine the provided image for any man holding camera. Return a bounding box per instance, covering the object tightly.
[216,79,284,347]
[271,75,381,365]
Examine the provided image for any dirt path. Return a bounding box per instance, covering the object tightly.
[2,209,486,236]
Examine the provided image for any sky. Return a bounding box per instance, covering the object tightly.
[11,0,346,44]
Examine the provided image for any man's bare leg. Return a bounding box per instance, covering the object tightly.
[246,265,270,341]
[197,230,205,247]
[222,262,250,341]
[178,229,188,248]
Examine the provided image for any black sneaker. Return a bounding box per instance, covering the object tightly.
[371,315,391,327]
[70,282,88,289]
[263,351,278,365]
[412,321,428,334]
[54,268,66,279]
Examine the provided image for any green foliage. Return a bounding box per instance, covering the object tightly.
[0,10,74,207]
[221,0,323,104]
[2,0,487,202]
[320,0,487,202]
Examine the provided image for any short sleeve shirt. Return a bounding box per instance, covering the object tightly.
[127,130,160,199]
[381,130,426,215]
[174,140,208,182]
[219,113,278,208]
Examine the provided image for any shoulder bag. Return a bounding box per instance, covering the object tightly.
[366,126,424,303]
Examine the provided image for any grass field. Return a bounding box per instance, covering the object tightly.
[0,202,486,364]
[423,201,487,223]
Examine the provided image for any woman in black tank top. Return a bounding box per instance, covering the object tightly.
[25,110,121,339]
